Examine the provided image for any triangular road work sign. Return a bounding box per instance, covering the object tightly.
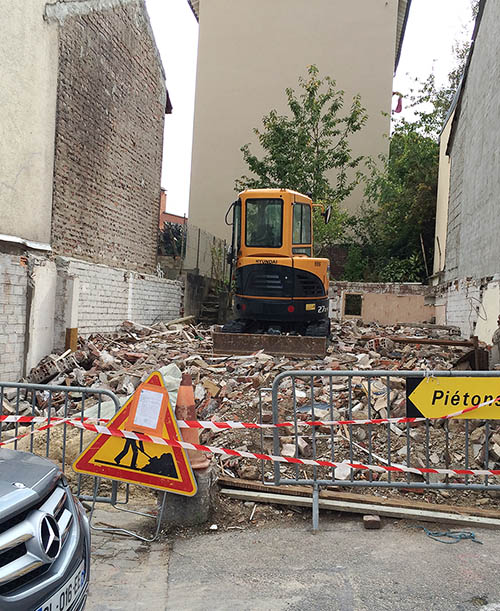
[73,371,197,496]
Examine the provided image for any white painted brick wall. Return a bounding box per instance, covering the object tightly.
[54,257,182,347]
[439,277,487,338]
[0,254,28,381]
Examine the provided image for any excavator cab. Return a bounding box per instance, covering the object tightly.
[223,188,330,337]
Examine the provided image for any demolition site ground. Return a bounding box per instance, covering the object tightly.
[9,318,500,513]
[4,319,500,609]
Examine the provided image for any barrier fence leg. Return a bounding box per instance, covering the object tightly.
[312,483,319,532]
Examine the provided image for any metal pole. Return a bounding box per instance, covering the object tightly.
[312,483,319,532]
[196,227,201,271]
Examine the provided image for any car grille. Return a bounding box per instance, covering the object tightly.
[0,482,73,595]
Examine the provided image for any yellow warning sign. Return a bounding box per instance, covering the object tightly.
[73,371,197,495]
[406,377,500,419]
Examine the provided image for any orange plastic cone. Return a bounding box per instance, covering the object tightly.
[175,373,210,470]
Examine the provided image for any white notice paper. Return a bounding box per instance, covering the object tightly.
[133,389,163,430]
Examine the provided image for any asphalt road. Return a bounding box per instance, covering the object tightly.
[166,515,500,611]
[86,508,170,610]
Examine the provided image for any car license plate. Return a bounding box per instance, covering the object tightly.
[36,560,85,611]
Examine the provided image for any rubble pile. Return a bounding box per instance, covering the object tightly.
[3,317,498,507]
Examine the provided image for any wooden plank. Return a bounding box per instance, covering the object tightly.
[65,328,78,352]
[220,488,500,529]
[217,476,500,520]
[212,330,327,358]
[362,335,474,347]
[396,322,461,332]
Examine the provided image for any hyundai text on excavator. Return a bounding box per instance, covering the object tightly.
[213,188,332,357]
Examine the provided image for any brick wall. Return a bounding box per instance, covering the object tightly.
[0,254,28,381]
[441,279,481,337]
[129,273,182,324]
[434,275,500,341]
[437,2,500,342]
[445,0,500,282]
[49,0,165,273]
[54,256,182,347]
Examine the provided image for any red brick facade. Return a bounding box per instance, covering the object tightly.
[51,0,166,273]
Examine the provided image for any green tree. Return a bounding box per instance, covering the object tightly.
[343,2,479,283]
[343,122,439,283]
[235,65,368,244]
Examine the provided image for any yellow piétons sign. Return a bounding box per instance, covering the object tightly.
[406,377,500,419]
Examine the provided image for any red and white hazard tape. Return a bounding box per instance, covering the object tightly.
[0,415,109,424]
[2,412,500,478]
[0,417,74,448]
[64,419,500,478]
[0,393,494,432]
[177,396,500,429]
[177,402,483,430]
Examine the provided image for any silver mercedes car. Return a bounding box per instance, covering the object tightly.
[0,448,90,610]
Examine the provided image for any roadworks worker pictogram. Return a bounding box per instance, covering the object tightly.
[73,371,197,496]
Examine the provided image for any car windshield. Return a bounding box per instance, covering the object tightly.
[245,198,283,248]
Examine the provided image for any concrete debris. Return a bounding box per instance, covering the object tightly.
[363,514,382,529]
[297,436,312,458]
[29,353,79,384]
[281,444,296,458]
[0,398,16,415]
[6,317,498,515]
[333,461,354,481]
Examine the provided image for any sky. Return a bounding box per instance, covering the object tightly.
[145,0,198,217]
[145,0,477,217]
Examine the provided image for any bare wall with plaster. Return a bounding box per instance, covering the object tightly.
[0,0,58,244]
[329,281,434,325]
[25,260,58,372]
[189,0,399,240]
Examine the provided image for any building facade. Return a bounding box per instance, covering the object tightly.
[0,0,182,381]
[187,0,411,240]
[432,0,500,343]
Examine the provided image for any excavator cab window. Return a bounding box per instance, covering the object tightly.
[292,202,311,256]
[233,200,241,251]
[245,198,283,248]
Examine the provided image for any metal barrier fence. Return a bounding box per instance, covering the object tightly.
[268,370,500,529]
[0,381,168,541]
[0,381,120,504]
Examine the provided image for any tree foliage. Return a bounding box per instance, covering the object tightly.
[344,125,439,282]
[235,65,367,245]
[342,3,478,283]
[159,222,186,258]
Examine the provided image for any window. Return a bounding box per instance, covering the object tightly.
[293,203,311,245]
[245,199,283,248]
[344,294,362,317]
[233,200,241,250]
[292,247,312,256]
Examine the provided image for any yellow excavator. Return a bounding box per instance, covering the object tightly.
[220,188,331,342]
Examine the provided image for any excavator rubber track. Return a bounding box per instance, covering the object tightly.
[212,326,328,358]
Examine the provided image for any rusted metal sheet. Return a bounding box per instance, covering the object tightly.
[212,329,327,358]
